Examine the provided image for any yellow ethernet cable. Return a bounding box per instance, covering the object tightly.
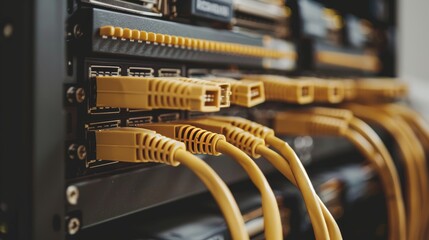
[353,78,408,102]
[95,76,221,112]
[387,104,429,238]
[95,127,249,240]
[387,104,429,150]
[160,77,231,108]
[141,123,283,240]
[205,116,342,240]
[274,112,406,239]
[182,118,334,240]
[277,108,407,240]
[203,77,266,107]
[387,104,429,237]
[345,104,426,240]
[348,117,407,240]
[371,104,429,238]
[243,75,314,104]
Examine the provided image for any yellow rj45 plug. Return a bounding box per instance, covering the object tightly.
[203,77,265,107]
[95,76,221,112]
[243,75,314,104]
[299,77,345,104]
[160,77,231,108]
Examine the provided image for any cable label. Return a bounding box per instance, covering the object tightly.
[193,0,232,22]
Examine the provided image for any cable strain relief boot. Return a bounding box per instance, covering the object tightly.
[176,125,225,156]
[208,116,275,139]
[138,123,225,156]
[222,126,265,158]
[96,127,186,166]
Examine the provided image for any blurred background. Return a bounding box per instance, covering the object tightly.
[398,0,429,118]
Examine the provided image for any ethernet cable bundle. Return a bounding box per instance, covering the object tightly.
[92,73,429,240]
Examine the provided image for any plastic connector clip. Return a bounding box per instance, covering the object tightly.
[95,76,221,112]
[205,77,265,107]
[243,75,314,104]
[303,78,345,104]
[163,77,231,108]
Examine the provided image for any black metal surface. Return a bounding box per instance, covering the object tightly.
[66,155,276,229]
[0,0,66,239]
[32,0,66,238]
[0,0,34,239]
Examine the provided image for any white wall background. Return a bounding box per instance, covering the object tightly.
[398,0,429,116]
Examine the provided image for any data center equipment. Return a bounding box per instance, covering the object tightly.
[2,0,428,240]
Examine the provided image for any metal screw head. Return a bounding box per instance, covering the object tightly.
[68,144,77,160]
[67,218,80,235]
[73,24,83,38]
[77,145,87,160]
[66,185,79,205]
[68,144,87,160]
[66,87,76,103]
[75,88,86,103]
[66,87,86,104]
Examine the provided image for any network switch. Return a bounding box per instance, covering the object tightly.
[172,0,233,26]
[232,0,290,38]
[68,8,296,71]
[80,0,166,16]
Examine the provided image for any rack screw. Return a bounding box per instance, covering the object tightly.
[66,185,79,205]
[77,145,87,160]
[66,87,86,103]
[73,24,83,38]
[67,218,80,235]
[3,23,13,38]
[68,144,87,160]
